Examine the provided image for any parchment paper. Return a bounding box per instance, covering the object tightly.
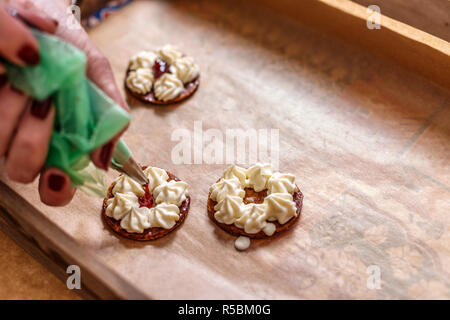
[1,0,449,299]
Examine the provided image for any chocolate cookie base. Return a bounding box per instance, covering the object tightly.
[207,186,303,239]
[125,68,199,105]
[102,170,190,241]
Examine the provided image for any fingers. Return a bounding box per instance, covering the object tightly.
[87,53,129,111]
[4,98,54,183]
[3,96,75,207]
[0,3,72,207]
[9,7,58,34]
[0,6,40,65]
[87,53,130,170]
[0,76,29,157]
[39,168,76,207]
[90,138,118,171]
[90,128,128,171]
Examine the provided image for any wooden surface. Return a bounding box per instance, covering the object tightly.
[0,0,449,299]
[252,0,450,90]
[0,180,148,299]
[353,0,450,42]
[0,229,79,299]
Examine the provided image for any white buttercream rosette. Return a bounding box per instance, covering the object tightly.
[126,45,200,101]
[209,163,299,236]
[105,167,189,233]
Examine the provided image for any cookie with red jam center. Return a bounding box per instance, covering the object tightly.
[102,168,190,241]
[125,46,200,105]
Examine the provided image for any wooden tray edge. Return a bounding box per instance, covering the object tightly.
[0,181,150,300]
[251,0,450,89]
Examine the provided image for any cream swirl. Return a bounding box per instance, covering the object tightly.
[148,203,180,229]
[153,180,189,206]
[234,204,268,234]
[129,51,158,71]
[267,172,296,194]
[119,206,152,233]
[126,68,154,95]
[158,44,183,65]
[144,167,169,192]
[174,56,200,84]
[247,163,273,192]
[153,73,184,101]
[105,192,152,233]
[214,195,244,225]
[112,175,145,197]
[105,192,139,220]
[264,193,297,224]
[209,177,245,202]
[223,165,247,186]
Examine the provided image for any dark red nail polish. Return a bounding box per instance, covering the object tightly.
[48,174,65,191]
[30,99,51,119]
[0,75,8,88]
[17,44,40,65]
[100,142,114,170]
[52,19,59,27]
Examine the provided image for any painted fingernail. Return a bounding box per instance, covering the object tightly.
[17,44,40,65]
[48,174,65,191]
[99,142,115,170]
[0,75,8,88]
[52,19,59,27]
[30,99,51,119]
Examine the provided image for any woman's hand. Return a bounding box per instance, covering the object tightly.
[0,0,129,206]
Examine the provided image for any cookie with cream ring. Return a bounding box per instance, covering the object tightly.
[102,166,190,241]
[125,45,200,105]
[207,164,303,250]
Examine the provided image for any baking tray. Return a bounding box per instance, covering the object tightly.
[0,0,449,299]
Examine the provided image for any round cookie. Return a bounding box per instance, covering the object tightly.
[208,183,303,240]
[102,168,190,241]
[125,70,199,105]
[124,46,200,105]
[207,165,303,240]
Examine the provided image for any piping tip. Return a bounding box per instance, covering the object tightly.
[111,156,148,185]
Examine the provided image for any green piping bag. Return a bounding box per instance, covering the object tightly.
[4,29,131,193]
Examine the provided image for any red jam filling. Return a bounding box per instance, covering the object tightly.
[138,184,155,209]
[153,59,170,79]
